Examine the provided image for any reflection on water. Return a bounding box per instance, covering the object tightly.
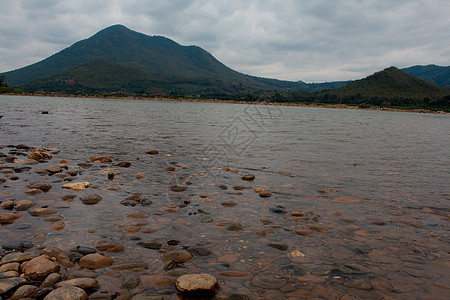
[0,95,449,299]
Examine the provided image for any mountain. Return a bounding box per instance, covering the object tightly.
[2,25,306,95]
[326,66,449,100]
[402,65,450,87]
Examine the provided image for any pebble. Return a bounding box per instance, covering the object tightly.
[95,241,124,253]
[174,273,220,293]
[14,200,36,211]
[1,252,37,264]
[267,242,289,251]
[297,275,327,284]
[79,253,114,269]
[137,242,162,250]
[170,185,187,192]
[2,241,34,251]
[0,200,15,210]
[90,156,112,163]
[332,197,361,203]
[121,274,140,289]
[146,150,159,155]
[43,286,88,300]
[295,229,314,236]
[0,212,22,224]
[0,263,19,273]
[241,174,255,181]
[0,277,27,295]
[186,246,212,257]
[270,206,287,214]
[55,278,99,290]
[28,207,56,216]
[47,165,62,174]
[117,162,131,168]
[227,223,243,231]
[163,250,193,263]
[62,181,91,190]
[259,191,272,198]
[22,255,60,280]
[9,284,37,300]
[79,194,103,205]
[29,182,52,192]
[251,275,286,289]
[40,273,62,288]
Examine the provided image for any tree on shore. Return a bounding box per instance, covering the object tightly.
[0,75,7,87]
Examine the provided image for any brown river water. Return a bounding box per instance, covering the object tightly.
[0,95,449,299]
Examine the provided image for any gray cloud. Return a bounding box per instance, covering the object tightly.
[0,0,449,82]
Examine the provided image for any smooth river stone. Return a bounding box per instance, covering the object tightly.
[174,274,220,293]
[55,278,99,290]
[0,212,22,224]
[79,254,113,269]
[43,286,87,300]
[22,255,60,280]
[62,182,91,190]
[0,277,27,295]
[251,275,286,289]
[163,250,193,263]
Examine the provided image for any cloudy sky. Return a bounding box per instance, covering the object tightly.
[1,0,449,82]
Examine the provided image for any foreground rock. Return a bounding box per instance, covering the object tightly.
[44,286,88,300]
[0,277,27,295]
[174,273,220,294]
[22,255,60,280]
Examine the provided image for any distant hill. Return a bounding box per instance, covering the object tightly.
[326,66,449,100]
[2,25,306,95]
[402,65,450,87]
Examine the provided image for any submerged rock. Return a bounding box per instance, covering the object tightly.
[43,286,87,300]
[79,194,102,205]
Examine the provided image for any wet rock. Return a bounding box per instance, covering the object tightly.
[87,290,112,299]
[227,223,243,231]
[0,271,18,278]
[67,269,96,279]
[251,275,286,289]
[79,253,113,269]
[69,252,84,264]
[167,240,180,246]
[146,150,159,155]
[306,225,329,232]
[259,191,272,198]
[161,205,181,212]
[269,206,287,214]
[43,286,87,300]
[267,242,288,251]
[221,201,237,207]
[0,200,15,210]
[163,250,193,263]
[95,241,124,253]
[295,229,314,236]
[22,255,60,280]
[241,174,255,181]
[44,215,64,222]
[56,253,75,268]
[79,194,102,205]
[121,274,140,289]
[0,263,19,273]
[218,254,238,263]
[70,246,97,256]
[55,278,99,290]
[174,273,220,293]
[117,162,131,168]
[2,241,34,251]
[135,173,145,179]
[200,216,214,223]
[255,228,275,236]
[40,273,61,288]
[186,247,212,257]
[25,188,42,195]
[61,194,76,201]
[62,181,91,190]
[27,149,52,162]
[28,207,56,216]
[297,274,326,284]
[90,156,113,163]
[126,212,149,219]
[29,182,52,192]
[0,277,27,295]
[343,279,372,290]
[40,247,63,259]
[1,252,37,264]
[332,197,361,203]
[371,277,393,292]
[228,294,251,300]
[14,200,36,211]
[13,166,31,173]
[47,165,62,174]
[218,271,253,279]
[233,186,246,190]
[140,275,176,288]
[171,185,187,192]
[262,290,285,300]
[9,284,37,300]
[165,166,176,172]
[0,212,22,225]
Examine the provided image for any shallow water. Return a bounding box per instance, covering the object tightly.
[0,95,449,299]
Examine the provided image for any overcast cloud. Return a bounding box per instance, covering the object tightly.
[1,0,449,82]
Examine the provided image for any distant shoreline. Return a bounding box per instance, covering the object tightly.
[2,93,449,114]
